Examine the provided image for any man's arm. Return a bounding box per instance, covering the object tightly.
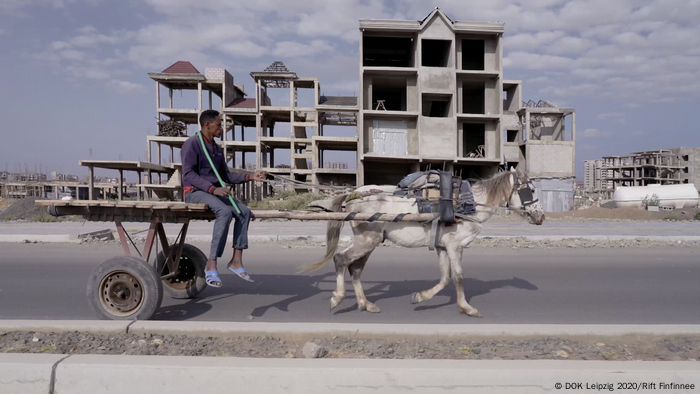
[224,166,250,184]
[182,140,216,193]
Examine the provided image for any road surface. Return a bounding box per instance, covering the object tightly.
[0,243,698,324]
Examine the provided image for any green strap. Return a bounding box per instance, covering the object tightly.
[197,132,241,214]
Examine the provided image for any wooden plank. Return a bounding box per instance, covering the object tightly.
[249,210,436,222]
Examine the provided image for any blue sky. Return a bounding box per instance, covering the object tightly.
[1,0,698,180]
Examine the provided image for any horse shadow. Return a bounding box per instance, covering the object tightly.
[333,276,538,314]
[154,271,537,320]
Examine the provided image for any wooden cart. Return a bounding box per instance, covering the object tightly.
[36,200,435,320]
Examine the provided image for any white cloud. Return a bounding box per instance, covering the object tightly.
[272,40,333,58]
[109,80,146,94]
[504,52,573,70]
[580,128,610,138]
[219,41,267,58]
[596,113,624,120]
[60,49,85,61]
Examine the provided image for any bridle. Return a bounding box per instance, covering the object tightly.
[506,173,539,212]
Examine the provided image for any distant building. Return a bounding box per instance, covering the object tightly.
[585,147,700,199]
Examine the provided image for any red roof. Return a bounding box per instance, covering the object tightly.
[162,61,200,74]
[227,98,256,109]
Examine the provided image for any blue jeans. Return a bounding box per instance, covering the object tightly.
[185,190,251,259]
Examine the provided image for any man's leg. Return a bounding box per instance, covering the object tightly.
[228,201,251,276]
[185,191,233,284]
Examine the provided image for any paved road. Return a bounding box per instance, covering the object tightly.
[2,220,700,238]
[1,243,699,324]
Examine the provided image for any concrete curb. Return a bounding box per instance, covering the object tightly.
[2,234,700,244]
[2,320,700,339]
[0,320,131,334]
[2,354,699,394]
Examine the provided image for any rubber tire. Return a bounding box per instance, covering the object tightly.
[154,243,207,299]
[87,256,163,321]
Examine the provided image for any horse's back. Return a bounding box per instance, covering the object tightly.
[346,193,419,214]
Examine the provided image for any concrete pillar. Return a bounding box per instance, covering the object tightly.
[255,114,262,170]
[290,80,295,108]
[156,82,160,109]
[118,170,123,201]
[209,90,213,110]
[136,171,142,201]
[88,166,94,200]
[571,112,576,141]
[525,111,531,140]
[198,83,203,122]
[222,114,228,165]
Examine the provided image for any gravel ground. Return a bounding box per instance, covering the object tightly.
[1,331,698,361]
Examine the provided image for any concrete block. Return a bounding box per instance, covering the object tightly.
[0,353,65,394]
[0,320,130,334]
[77,229,114,241]
[53,356,700,394]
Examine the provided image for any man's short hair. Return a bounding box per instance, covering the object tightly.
[199,110,220,128]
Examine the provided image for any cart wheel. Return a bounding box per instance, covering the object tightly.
[86,256,163,320]
[154,243,207,299]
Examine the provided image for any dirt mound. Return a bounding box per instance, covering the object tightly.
[0,197,46,221]
[547,206,699,221]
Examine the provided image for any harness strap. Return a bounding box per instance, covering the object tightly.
[428,217,440,251]
[367,213,385,222]
[392,213,407,222]
[343,212,358,221]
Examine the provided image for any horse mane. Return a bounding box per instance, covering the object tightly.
[472,171,514,206]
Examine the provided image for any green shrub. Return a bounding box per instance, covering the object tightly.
[696,211,700,221]
[32,213,60,222]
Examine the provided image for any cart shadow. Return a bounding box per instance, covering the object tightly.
[153,271,537,320]
[151,272,537,320]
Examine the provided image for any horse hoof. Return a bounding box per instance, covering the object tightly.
[459,307,483,318]
[330,297,343,311]
[410,292,422,304]
[359,303,381,313]
[467,310,483,318]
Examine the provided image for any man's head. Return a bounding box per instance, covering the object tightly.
[199,109,222,138]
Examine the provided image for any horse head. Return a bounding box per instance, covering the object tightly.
[508,166,545,225]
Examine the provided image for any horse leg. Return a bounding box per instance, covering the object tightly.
[447,239,483,317]
[330,247,350,310]
[330,224,382,311]
[411,248,451,304]
[348,253,380,313]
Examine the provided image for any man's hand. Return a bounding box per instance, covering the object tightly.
[251,170,267,182]
[213,187,231,197]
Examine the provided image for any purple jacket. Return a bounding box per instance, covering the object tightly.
[182,134,249,194]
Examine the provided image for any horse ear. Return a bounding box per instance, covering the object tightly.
[509,166,516,172]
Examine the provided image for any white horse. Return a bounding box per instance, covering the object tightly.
[302,167,545,317]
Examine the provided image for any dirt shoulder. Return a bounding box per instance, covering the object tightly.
[1,331,697,361]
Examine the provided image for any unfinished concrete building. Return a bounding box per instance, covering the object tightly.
[358,8,576,211]
[586,148,700,198]
[146,60,359,198]
[135,9,576,209]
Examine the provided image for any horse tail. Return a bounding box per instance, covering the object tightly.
[299,193,348,273]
